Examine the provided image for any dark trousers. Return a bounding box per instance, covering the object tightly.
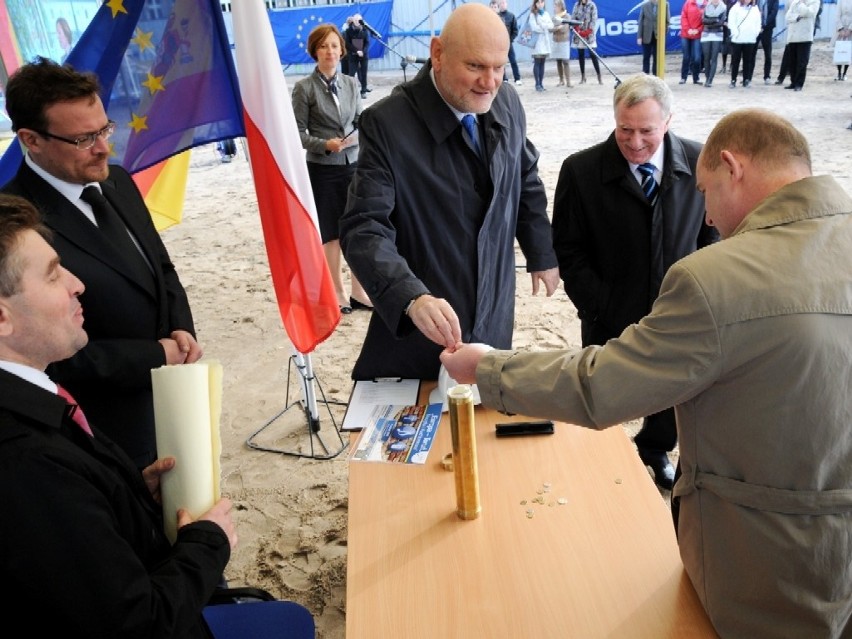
[680,37,703,81]
[757,27,773,80]
[503,44,522,81]
[532,55,547,87]
[642,36,658,74]
[787,41,812,88]
[776,43,790,81]
[348,53,368,92]
[577,48,600,76]
[702,39,722,84]
[634,408,678,454]
[730,42,757,83]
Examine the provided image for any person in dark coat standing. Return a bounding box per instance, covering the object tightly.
[344,14,371,99]
[755,0,779,82]
[340,3,560,381]
[551,74,719,490]
[637,0,670,75]
[1,58,202,469]
[493,0,523,84]
[0,194,236,637]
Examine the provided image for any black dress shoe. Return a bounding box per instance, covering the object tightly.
[637,449,675,491]
[349,297,373,311]
[339,305,353,315]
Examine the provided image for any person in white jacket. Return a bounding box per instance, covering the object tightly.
[783,0,821,90]
[728,0,763,87]
[528,0,553,91]
[831,0,851,81]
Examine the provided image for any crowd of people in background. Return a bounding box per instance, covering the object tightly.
[673,0,823,90]
[493,0,608,89]
[493,0,850,102]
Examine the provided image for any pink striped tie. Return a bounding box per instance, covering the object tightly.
[56,385,94,436]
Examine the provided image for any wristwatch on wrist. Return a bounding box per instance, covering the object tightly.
[404,294,425,316]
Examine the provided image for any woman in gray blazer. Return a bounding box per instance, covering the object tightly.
[292,24,371,313]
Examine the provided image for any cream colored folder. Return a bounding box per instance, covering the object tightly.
[152,361,223,543]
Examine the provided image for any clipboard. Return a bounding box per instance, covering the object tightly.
[341,378,421,431]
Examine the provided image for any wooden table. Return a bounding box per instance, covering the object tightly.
[346,397,718,638]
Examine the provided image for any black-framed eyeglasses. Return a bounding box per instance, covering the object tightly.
[35,120,116,151]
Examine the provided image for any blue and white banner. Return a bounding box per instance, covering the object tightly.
[593,0,684,56]
[518,0,684,58]
[268,1,393,65]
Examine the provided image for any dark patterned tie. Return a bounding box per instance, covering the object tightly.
[640,162,665,299]
[319,71,338,96]
[637,163,659,205]
[461,114,482,159]
[80,185,153,286]
[56,384,93,436]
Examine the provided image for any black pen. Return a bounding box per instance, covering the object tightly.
[326,129,357,155]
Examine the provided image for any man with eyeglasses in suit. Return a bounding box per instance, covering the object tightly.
[1,57,202,469]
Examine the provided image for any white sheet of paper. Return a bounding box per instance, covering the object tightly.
[341,379,421,431]
[152,361,223,543]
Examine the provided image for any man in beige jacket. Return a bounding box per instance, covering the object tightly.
[441,108,852,637]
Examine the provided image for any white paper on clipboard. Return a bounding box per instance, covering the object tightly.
[341,378,421,431]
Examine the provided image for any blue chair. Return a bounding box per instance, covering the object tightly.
[203,587,315,639]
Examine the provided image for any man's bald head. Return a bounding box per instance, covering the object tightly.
[696,109,813,238]
[431,4,509,114]
[439,3,509,55]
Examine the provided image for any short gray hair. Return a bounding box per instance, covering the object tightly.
[613,74,672,120]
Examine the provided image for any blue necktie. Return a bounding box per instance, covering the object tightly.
[461,114,482,159]
[637,163,659,205]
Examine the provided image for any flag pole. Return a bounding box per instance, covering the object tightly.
[233,0,347,460]
[295,351,320,433]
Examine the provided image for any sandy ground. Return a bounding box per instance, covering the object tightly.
[164,42,851,638]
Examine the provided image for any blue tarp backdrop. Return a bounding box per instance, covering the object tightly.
[267,0,681,63]
[269,1,393,65]
[516,1,684,58]
[266,0,827,63]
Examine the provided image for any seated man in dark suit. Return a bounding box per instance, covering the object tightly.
[0,194,236,636]
[2,57,202,468]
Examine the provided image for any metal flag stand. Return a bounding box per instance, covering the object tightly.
[245,351,348,460]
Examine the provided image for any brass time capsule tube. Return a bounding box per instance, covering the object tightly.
[448,384,481,520]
